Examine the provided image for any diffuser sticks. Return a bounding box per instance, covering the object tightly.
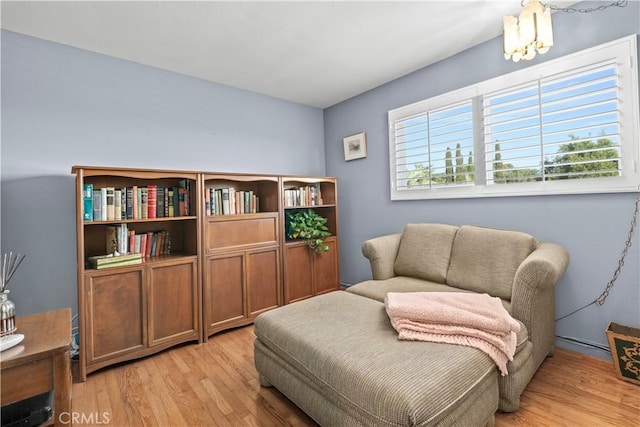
[1,252,26,293]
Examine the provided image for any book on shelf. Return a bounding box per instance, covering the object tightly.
[126,187,134,219]
[120,187,127,219]
[83,184,193,221]
[105,226,170,259]
[214,189,222,215]
[204,188,211,216]
[168,188,175,217]
[157,187,165,218]
[161,230,169,254]
[106,224,129,255]
[172,187,180,216]
[132,231,141,254]
[140,187,148,219]
[114,189,122,220]
[283,184,323,207]
[92,190,102,222]
[106,187,115,221]
[221,188,230,215]
[145,232,154,257]
[88,253,143,270]
[129,230,136,254]
[100,188,108,221]
[179,179,190,216]
[147,185,157,219]
[83,184,93,221]
[156,232,164,256]
[140,233,148,257]
[243,190,255,214]
[244,191,250,214]
[205,186,260,216]
[132,186,139,219]
[228,188,236,215]
[149,231,169,257]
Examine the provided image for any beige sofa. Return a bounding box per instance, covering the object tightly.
[254,223,569,425]
[348,223,570,411]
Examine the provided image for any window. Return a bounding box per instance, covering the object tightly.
[389,35,639,200]
[394,100,474,190]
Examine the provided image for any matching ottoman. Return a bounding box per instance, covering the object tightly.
[254,291,499,426]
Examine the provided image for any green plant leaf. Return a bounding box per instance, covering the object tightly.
[287,209,331,253]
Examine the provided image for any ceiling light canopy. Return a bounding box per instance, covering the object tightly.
[503,0,553,62]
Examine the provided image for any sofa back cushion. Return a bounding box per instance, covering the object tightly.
[446,225,536,300]
[394,223,458,283]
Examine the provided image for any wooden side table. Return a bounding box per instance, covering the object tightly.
[1,308,72,426]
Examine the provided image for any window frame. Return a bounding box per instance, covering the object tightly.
[388,35,639,201]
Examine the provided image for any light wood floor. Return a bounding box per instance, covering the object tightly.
[72,325,639,426]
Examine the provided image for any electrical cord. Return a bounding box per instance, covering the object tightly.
[555,335,611,354]
[70,313,79,359]
[555,188,640,322]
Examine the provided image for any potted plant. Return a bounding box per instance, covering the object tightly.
[287,209,331,253]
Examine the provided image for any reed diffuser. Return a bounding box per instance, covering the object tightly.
[1,252,25,336]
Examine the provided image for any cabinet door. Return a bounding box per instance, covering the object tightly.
[284,243,313,304]
[247,246,280,317]
[85,269,145,365]
[148,259,199,347]
[313,238,339,295]
[205,253,245,332]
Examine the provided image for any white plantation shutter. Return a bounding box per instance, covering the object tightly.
[388,35,638,200]
[540,63,621,179]
[484,61,621,184]
[393,100,474,191]
[394,112,429,190]
[484,81,543,183]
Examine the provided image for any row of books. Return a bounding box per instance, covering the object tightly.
[83,180,191,222]
[204,187,259,216]
[283,184,324,207]
[105,224,171,258]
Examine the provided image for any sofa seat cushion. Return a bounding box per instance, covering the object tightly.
[254,291,499,426]
[446,225,536,300]
[347,277,471,302]
[346,277,512,310]
[394,223,459,283]
[347,279,528,354]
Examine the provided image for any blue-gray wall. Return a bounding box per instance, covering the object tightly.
[1,30,325,317]
[324,1,640,359]
[2,2,639,361]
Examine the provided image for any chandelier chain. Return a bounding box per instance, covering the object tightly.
[556,188,640,321]
[536,0,628,13]
[594,187,640,306]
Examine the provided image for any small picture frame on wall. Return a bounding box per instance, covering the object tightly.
[343,132,367,161]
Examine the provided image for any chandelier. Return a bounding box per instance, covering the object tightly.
[503,0,553,62]
[503,0,628,63]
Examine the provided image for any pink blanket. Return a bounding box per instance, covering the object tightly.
[385,292,520,375]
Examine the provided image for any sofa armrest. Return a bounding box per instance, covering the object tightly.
[511,242,570,363]
[361,233,402,280]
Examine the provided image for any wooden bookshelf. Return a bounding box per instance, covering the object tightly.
[73,167,339,374]
[281,176,340,304]
[201,173,281,337]
[72,166,202,381]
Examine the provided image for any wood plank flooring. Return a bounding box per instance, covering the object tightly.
[71,325,639,426]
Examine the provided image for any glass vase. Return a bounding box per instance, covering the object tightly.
[0,291,16,336]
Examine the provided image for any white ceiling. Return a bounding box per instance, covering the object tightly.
[0,1,570,108]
